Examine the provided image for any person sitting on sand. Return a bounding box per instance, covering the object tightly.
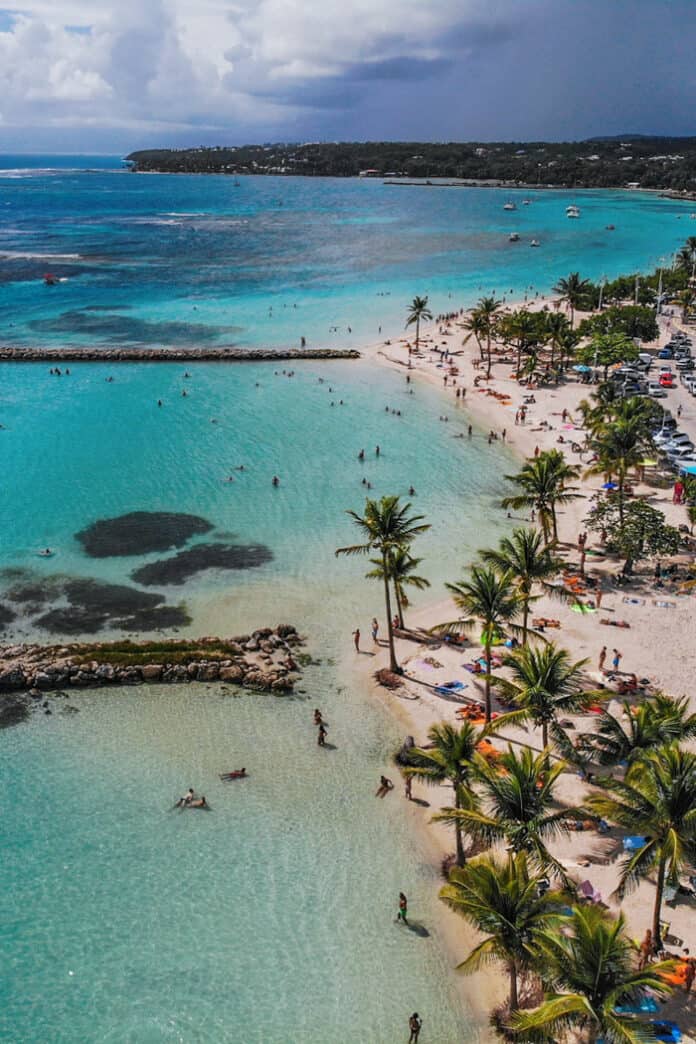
[376,775,394,798]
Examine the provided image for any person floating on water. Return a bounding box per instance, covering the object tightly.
[175,788,195,808]
[376,776,394,798]
[188,796,209,809]
[219,768,247,781]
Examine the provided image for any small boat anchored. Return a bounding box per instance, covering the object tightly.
[566,204,580,218]
[509,232,520,242]
[503,202,517,211]
[530,239,540,247]
[522,199,531,205]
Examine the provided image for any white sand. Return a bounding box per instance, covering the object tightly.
[346,302,696,1033]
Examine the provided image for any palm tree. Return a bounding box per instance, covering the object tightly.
[544,311,571,374]
[579,694,696,769]
[440,852,566,1011]
[587,746,696,946]
[461,309,487,363]
[480,527,563,642]
[436,566,523,721]
[585,419,651,525]
[499,308,544,377]
[436,746,578,879]
[336,496,430,672]
[678,288,696,322]
[475,295,503,378]
[675,245,693,274]
[405,295,432,352]
[404,721,486,866]
[502,451,581,544]
[367,546,430,629]
[510,904,675,1044]
[496,644,594,762]
[553,272,591,328]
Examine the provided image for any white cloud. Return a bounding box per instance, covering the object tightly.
[0,0,513,139]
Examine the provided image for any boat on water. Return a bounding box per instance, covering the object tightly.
[566,204,580,218]
[43,272,58,286]
[522,199,531,205]
[606,224,616,230]
[530,239,540,247]
[503,202,517,211]
[509,232,520,242]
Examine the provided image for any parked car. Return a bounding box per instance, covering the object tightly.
[676,359,694,371]
[659,373,675,388]
[658,347,674,359]
[648,383,668,398]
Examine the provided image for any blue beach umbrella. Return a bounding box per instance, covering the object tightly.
[573,364,592,373]
[680,464,696,475]
[602,481,618,490]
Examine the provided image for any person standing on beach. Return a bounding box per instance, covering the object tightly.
[612,649,622,673]
[371,618,379,643]
[317,723,327,747]
[595,585,603,609]
[397,892,408,925]
[352,628,360,652]
[408,1012,422,1043]
[404,775,413,800]
[598,646,607,672]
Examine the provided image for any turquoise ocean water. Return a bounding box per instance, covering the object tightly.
[1,158,693,1043]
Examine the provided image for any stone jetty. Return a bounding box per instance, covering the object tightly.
[0,347,360,363]
[0,626,303,697]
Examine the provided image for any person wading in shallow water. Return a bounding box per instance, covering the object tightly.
[408,1012,422,1042]
[317,722,328,747]
[396,892,408,925]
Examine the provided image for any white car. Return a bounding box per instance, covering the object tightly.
[648,383,668,398]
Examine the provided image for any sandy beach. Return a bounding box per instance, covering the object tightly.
[343,299,696,1036]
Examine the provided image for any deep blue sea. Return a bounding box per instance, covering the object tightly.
[0,157,692,1043]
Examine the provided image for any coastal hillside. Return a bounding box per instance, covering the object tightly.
[126,136,696,189]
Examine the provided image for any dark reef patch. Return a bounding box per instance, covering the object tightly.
[131,542,273,586]
[76,511,213,558]
[29,310,240,346]
[0,605,16,628]
[6,574,190,636]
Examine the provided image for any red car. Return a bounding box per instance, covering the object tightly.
[659,373,675,388]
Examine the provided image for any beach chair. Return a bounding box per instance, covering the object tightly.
[622,835,648,852]
[578,879,603,904]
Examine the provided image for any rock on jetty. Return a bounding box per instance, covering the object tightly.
[0,347,360,363]
[0,626,303,697]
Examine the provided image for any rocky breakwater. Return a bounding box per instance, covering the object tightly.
[0,626,304,726]
[0,347,361,363]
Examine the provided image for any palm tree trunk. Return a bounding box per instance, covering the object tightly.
[382,552,399,673]
[486,333,492,379]
[454,783,465,867]
[484,642,492,723]
[653,849,668,948]
[542,721,549,750]
[551,502,559,543]
[522,598,529,645]
[618,474,625,527]
[415,317,420,353]
[569,303,574,329]
[508,959,519,1012]
[394,581,405,630]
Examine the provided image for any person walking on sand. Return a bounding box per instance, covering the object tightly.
[352,628,360,652]
[404,775,412,800]
[598,646,607,672]
[408,1012,422,1043]
[612,648,622,673]
[317,722,328,747]
[683,950,696,993]
[371,617,379,643]
[639,929,654,969]
[595,584,603,609]
[396,892,408,925]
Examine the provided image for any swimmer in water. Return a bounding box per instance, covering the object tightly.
[272,475,280,486]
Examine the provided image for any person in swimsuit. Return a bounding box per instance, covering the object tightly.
[314,709,323,725]
[189,796,209,809]
[220,769,246,781]
[317,723,328,747]
[408,1012,422,1042]
[376,776,394,798]
[397,892,408,924]
[175,788,195,808]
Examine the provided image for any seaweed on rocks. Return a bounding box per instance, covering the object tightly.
[76,511,213,558]
[131,542,273,586]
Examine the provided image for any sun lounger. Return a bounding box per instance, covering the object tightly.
[434,681,468,696]
[622,835,648,852]
[614,996,659,1015]
[622,596,645,605]
[579,879,603,904]
[653,600,676,609]
[651,1020,682,1043]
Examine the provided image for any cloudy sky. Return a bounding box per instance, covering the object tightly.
[0,0,694,152]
